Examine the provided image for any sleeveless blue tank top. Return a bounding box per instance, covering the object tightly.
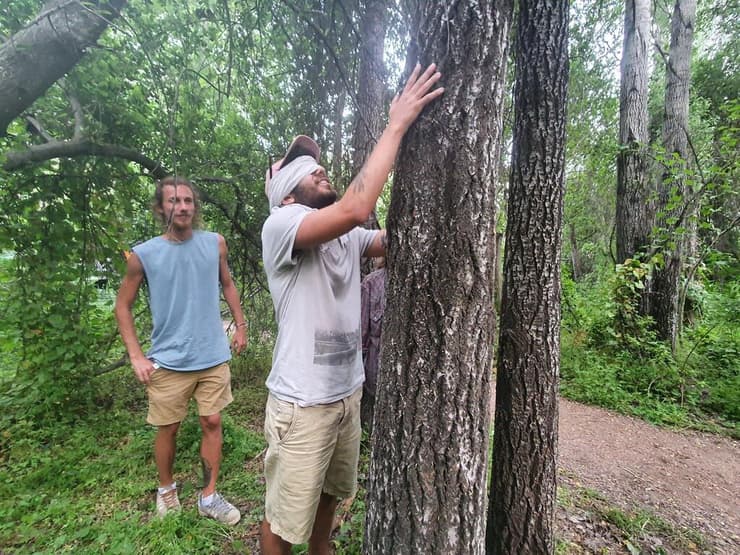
[133,231,230,371]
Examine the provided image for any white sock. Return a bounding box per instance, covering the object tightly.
[200,492,215,506]
[158,482,176,495]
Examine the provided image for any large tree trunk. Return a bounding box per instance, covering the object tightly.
[650,0,696,352]
[486,1,569,553]
[615,0,653,267]
[363,2,513,553]
[0,0,127,134]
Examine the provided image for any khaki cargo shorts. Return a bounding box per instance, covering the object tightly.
[264,386,362,544]
[146,362,233,426]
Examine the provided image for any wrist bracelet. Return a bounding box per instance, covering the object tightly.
[236,322,248,328]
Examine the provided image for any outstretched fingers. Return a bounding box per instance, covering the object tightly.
[388,63,444,131]
[403,63,444,106]
[408,63,439,93]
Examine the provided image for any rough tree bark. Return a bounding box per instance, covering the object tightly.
[486,1,569,553]
[615,0,653,267]
[363,2,513,554]
[0,0,127,134]
[650,0,696,352]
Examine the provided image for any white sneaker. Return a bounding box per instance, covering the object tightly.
[197,492,241,525]
[155,487,181,517]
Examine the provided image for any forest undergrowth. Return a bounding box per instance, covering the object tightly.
[561,270,739,439]
[1,309,736,553]
[0,261,737,553]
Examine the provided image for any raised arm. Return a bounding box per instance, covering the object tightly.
[293,63,444,250]
[218,235,248,354]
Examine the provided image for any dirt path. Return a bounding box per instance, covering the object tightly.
[557,398,740,553]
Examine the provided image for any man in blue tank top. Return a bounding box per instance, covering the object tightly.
[260,64,444,554]
[115,176,247,524]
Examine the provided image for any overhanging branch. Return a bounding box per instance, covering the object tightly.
[0,0,128,134]
[4,138,167,178]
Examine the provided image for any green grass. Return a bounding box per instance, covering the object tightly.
[602,507,705,548]
[0,340,370,554]
[0,353,268,554]
[0,326,731,553]
[560,332,740,438]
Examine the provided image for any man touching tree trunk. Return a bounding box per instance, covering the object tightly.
[259,66,443,555]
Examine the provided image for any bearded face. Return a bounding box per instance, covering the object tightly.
[290,168,338,209]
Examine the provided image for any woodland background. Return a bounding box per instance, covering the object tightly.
[0,0,737,553]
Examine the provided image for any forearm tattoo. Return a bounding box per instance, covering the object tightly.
[351,168,367,193]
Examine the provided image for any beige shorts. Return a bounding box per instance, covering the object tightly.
[146,362,233,426]
[264,386,362,545]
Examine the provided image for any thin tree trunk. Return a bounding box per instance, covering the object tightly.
[352,0,387,240]
[351,0,387,177]
[650,0,696,352]
[364,2,513,553]
[487,0,569,553]
[615,0,653,268]
[494,231,504,315]
[569,222,583,280]
[0,0,127,134]
[332,91,346,192]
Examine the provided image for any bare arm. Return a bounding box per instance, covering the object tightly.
[218,234,247,354]
[114,253,155,384]
[364,230,387,258]
[293,64,444,250]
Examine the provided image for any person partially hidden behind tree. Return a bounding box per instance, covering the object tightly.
[114,175,247,524]
[360,256,386,433]
[259,64,443,554]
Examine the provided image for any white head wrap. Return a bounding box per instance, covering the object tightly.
[265,155,321,210]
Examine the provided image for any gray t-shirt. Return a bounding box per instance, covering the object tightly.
[262,203,378,406]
